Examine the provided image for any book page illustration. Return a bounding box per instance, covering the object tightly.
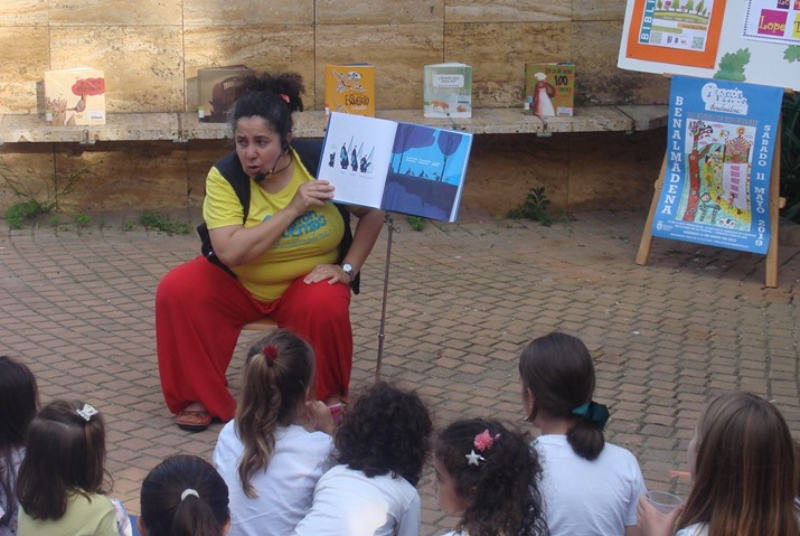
[319,113,473,222]
[320,113,397,208]
[382,124,472,221]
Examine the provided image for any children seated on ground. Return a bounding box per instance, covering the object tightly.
[0,356,38,536]
[519,332,646,536]
[291,382,432,536]
[139,455,230,536]
[213,330,335,536]
[637,391,799,536]
[432,418,548,536]
[15,400,132,536]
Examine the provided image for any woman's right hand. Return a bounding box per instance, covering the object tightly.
[305,400,336,435]
[637,494,683,536]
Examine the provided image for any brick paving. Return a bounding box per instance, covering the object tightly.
[1,209,798,535]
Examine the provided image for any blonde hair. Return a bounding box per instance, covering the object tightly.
[678,392,798,536]
[235,329,314,498]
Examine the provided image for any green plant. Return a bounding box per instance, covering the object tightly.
[6,200,46,230]
[779,92,800,223]
[123,218,135,231]
[139,212,191,236]
[74,213,91,227]
[48,214,61,227]
[506,186,555,226]
[406,215,427,231]
[1,164,92,229]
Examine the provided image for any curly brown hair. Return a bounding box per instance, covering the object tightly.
[434,419,548,536]
[335,382,432,486]
[232,71,305,146]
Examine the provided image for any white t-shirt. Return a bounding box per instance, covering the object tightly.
[213,422,333,536]
[533,434,646,536]
[292,465,421,536]
[675,524,707,536]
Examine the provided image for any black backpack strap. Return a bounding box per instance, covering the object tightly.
[197,139,360,294]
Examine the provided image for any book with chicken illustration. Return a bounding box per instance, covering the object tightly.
[318,112,473,222]
[524,63,575,117]
[423,63,472,118]
[44,68,106,126]
[324,63,375,116]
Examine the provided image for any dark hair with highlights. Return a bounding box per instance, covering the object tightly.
[236,329,315,498]
[16,400,108,520]
[677,392,798,536]
[519,332,604,460]
[434,419,548,536]
[140,455,230,536]
[335,382,432,486]
[0,355,38,529]
[232,71,305,146]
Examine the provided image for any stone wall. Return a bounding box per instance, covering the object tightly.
[0,0,670,215]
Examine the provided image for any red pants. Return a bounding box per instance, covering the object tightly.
[155,256,352,421]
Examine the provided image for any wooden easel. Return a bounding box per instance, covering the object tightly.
[636,115,785,288]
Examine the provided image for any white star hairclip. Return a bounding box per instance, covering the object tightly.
[76,403,99,422]
[465,449,485,466]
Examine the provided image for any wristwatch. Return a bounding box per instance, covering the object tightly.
[341,263,354,278]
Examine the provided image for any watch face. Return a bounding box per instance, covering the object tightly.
[342,263,354,275]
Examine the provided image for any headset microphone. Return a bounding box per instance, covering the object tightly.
[253,146,289,183]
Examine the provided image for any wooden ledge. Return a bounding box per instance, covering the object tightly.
[0,105,668,144]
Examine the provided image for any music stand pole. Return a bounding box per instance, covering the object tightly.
[375,212,399,383]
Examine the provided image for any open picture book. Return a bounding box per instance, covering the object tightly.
[317,112,474,222]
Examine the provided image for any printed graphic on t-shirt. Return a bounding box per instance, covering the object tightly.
[264,209,333,249]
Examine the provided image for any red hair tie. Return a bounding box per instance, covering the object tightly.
[278,93,290,104]
[262,345,279,363]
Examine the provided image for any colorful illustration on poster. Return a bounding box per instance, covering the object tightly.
[624,0,727,68]
[742,0,800,45]
[639,0,720,51]
[652,75,783,254]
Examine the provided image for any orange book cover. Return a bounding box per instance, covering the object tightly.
[44,68,106,126]
[324,64,375,116]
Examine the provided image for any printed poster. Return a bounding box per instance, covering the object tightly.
[652,75,783,254]
[743,0,800,45]
[626,0,728,67]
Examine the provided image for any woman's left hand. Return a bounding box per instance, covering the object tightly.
[303,263,352,286]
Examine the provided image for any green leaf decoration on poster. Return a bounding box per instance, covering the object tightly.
[785,46,800,63]
[714,48,750,82]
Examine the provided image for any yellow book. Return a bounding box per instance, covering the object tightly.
[324,64,375,116]
[44,68,106,126]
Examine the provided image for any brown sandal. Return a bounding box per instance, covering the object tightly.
[176,409,212,432]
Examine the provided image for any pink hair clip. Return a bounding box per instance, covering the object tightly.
[473,429,500,452]
[278,93,290,104]
[262,344,279,363]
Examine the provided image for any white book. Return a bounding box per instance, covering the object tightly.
[318,112,474,222]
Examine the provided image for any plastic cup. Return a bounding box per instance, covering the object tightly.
[329,403,343,424]
[645,490,683,514]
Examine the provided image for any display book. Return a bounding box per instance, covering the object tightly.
[197,65,253,123]
[44,68,106,126]
[317,112,474,222]
[524,63,575,117]
[324,63,375,116]
[423,63,473,118]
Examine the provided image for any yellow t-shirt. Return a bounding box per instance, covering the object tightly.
[17,492,118,536]
[203,150,345,302]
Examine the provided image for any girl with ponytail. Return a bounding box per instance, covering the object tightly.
[212,329,335,536]
[139,455,229,536]
[518,332,647,536]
